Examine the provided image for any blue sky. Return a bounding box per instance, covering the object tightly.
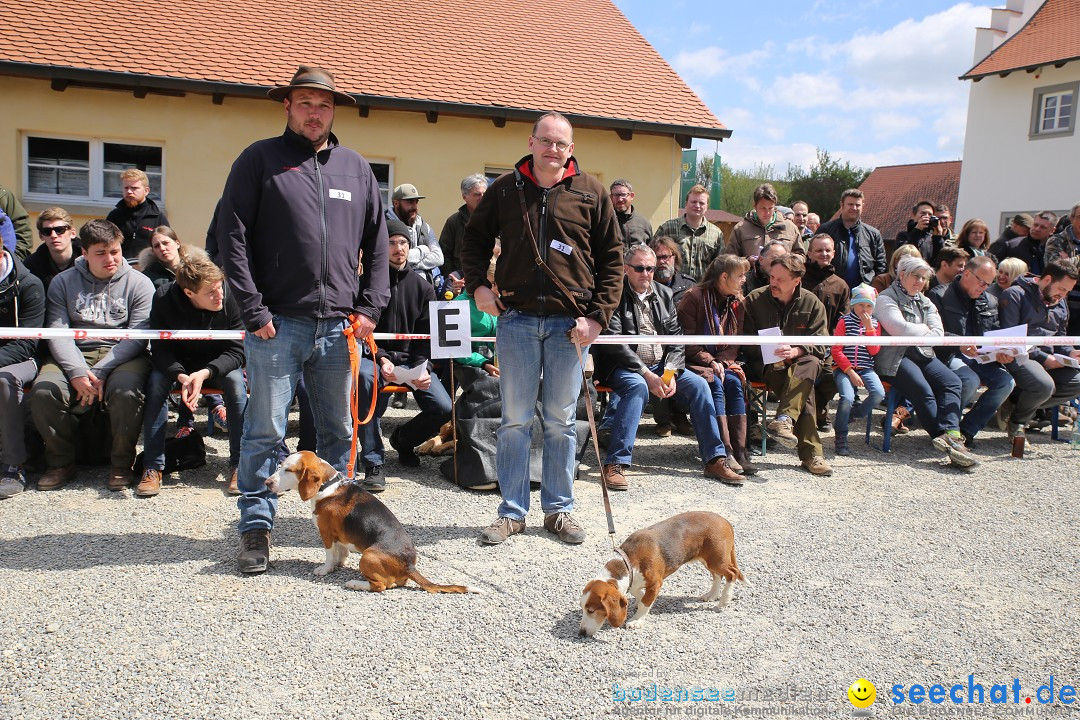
[612,0,993,173]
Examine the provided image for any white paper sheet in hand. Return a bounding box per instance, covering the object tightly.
[758,327,783,365]
[392,364,427,390]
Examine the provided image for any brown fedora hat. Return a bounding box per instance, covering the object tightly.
[267,65,355,106]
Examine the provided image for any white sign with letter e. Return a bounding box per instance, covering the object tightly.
[430,300,471,359]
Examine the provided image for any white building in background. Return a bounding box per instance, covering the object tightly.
[957,0,1079,231]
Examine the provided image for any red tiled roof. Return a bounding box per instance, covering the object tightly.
[0,0,728,138]
[854,161,962,241]
[705,209,743,224]
[962,0,1080,80]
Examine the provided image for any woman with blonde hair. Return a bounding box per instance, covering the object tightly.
[871,244,922,293]
[988,257,1027,300]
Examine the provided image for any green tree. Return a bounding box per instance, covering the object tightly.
[784,149,870,222]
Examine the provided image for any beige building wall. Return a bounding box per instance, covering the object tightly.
[2,75,685,249]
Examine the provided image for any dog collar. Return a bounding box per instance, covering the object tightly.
[614,547,634,588]
[318,471,347,494]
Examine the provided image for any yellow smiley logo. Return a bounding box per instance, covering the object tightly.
[848,678,876,709]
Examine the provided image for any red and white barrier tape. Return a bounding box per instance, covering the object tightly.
[0,328,1075,348]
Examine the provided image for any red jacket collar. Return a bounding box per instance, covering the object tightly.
[515,155,579,187]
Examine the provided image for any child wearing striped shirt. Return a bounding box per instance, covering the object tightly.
[831,284,884,455]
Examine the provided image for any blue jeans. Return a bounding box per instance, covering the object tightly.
[494,311,582,521]
[603,367,726,467]
[833,367,885,436]
[948,356,1014,437]
[143,367,248,470]
[238,316,354,534]
[355,358,452,466]
[881,352,962,437]
[708,368,746,416]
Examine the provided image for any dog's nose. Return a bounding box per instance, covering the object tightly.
[578,626,587,637]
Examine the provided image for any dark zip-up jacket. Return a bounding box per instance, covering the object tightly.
[816,218,887,286]
[998,276,1073,363]
[23,241,82,295]
[461,155,623,327]
[593,280,684,384]
[896,223,948,264]
[438,204,470,277]
[107,197,170,260]
[0,254,45,368]
[615,207,653,246]
[217,127,390,332]
[741,284,828,377]
[148,281,245,382]
[928,279,999,363]
[373,266,435,369]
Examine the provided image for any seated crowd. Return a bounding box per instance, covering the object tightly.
[1,171,1079,502]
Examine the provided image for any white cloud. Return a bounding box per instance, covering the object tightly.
[871,113,922,140]
[766,72,845,107]
[674,44,774,85]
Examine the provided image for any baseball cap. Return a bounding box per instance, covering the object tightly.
[392,184,425,201]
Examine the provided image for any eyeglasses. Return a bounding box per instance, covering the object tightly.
[628,265,655,273]
[532,136,571,152]
[610,192,630,199]
[41,225,70,236]
[655,254,674,261]
[970,274,994,289]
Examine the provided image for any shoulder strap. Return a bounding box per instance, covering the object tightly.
[513,169,583,319]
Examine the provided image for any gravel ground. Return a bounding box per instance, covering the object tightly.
[0,403,1077,720]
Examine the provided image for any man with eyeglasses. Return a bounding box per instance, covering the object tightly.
[592,244,745,489]
[929,255,1015,448]
[461,110,623,547]
[655,184,724,281]
[609,179,652,246]
[649,236,696,307]
[25,207,83,294]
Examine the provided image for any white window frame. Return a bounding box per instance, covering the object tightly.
[366,159,394,211]
[21,133,166,207]
[1029,82,1078,140]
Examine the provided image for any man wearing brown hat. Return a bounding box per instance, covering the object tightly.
[217,65,390,574]
[388,183,443,283]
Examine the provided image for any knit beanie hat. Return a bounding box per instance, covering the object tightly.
[851,283,877,308]
[385,217,411,241]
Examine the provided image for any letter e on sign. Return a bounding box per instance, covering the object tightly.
[430,300,470,359]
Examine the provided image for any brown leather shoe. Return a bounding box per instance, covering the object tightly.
[227,468,240,495]
[891,407,910,434]
[601,463,628,491]
[38,465,76,491]
[136,469,162,497]
[108,467,133,491]
[704,456,744,486]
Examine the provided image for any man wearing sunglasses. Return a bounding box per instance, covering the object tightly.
[592,244,745,489]
[462,111,623,547]
[24,207,82,294]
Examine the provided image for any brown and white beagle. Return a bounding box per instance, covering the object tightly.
[266,451,479,594]
[578,511,746,637]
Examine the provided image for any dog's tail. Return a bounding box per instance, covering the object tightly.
[407,568,482,594]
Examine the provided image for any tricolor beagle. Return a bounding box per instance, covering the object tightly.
[266,451,479,594]
[578,511,746,637]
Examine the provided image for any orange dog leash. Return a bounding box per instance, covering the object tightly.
[344,314,379,481]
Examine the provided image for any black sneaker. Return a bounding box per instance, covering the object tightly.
[362,464,386,493]
[237,529,270,574]
[389,429,420,467]
[390,392,408,410]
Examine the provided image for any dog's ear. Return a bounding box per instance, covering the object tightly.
[294,455,325,501]
[604,592,629,628]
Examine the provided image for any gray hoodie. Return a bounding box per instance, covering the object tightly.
[46,256,154,380]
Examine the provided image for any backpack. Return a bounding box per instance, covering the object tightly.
[0,207,15,256]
